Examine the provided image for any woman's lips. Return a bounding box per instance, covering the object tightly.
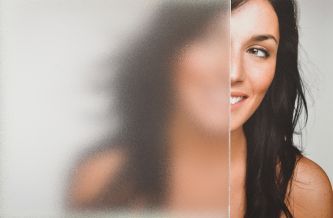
[230,96,245,105]
[230,92,248,109]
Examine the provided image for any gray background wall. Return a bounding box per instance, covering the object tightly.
[298,0,333,183]
[0,0,331,216]
[0,0,159,216]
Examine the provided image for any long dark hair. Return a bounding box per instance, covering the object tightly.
[70,1,228,210]
[232,0,308,217]
[70,1,308,217]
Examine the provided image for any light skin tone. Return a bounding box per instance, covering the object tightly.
[70,0,333,216]
[69,16,230,214]
[230,0,333,217]
[165,18,229,212]
[230,0,279,216]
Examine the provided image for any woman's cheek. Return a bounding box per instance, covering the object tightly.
[172,51,208,118]
[172,49,229,133]
[251,71,274,95]
[245,59,276,113]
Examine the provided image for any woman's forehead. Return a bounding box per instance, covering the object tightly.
[231,0,280,42]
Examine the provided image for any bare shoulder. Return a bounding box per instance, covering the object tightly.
[288,156,333,217]
[67,147,126,209]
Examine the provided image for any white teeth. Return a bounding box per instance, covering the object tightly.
[230,96,244,105]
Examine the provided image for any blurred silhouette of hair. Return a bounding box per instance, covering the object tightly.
[68,0,228,210]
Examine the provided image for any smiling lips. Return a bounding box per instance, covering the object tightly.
[230,92,248,105]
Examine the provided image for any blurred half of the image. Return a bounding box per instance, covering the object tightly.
[0,0,230,217]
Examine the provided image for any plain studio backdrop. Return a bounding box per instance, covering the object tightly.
[0,0,163,216]
[0,0,332,216]
[298,0,333,185]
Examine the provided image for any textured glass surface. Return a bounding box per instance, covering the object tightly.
[0,0,230,217]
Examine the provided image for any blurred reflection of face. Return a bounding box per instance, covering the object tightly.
[230,0,280,131]
[171,17,229,136]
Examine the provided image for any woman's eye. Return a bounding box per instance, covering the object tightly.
[247,48,270,58]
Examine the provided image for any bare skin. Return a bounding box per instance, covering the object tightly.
[230,0,333,217]
[288,157,333,218]
[69,1,333,217]
[230,0,278,216]
[164,109,229,213]
[230,129,333,218]
[230,128,247,218]
[68,15,230,214]
[68,149,126,209]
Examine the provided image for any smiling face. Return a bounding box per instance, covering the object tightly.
[171,16,229,135]
[230,0,280,132]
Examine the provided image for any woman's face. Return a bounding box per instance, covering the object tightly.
[230,0,280,131]
[172,17,229,135]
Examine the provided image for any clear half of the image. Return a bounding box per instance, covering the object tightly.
[0,0,230,217]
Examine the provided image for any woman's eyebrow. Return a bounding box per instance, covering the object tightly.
[250,34,278,44]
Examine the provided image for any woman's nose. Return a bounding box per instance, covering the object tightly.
[230,50,245,85]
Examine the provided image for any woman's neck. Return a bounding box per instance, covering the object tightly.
[164,112,229,211]
[167,113,228,163]
[231,127,247,166]
[230,128,247,217]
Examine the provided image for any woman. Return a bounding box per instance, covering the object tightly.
[67,1,230,215]
[67,0,333,217]
[230,0,333,217]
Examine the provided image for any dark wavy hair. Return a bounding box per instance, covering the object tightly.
[69,1,308,217]
[232,0,308,217]
[68,1,228,210]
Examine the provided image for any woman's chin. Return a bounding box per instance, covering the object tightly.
[230,119,244,133]
[195,120,229,137]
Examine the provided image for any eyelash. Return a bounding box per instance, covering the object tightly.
[247,47,270,59]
